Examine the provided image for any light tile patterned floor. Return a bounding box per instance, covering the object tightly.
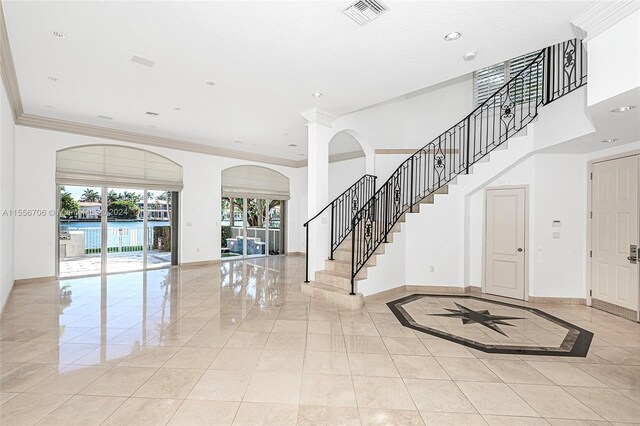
[2,256,640,425]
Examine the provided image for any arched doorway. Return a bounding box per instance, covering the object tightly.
[328,131,366,199]
[56,145,183,276]
[221,165,290,259]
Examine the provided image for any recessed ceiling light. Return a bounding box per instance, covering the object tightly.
[173,107,182,111]
[98,115,113,120]
[234,140,244,144]
[312,92,323,98]
[145,111,159,116]
[463,51,476,61]
[149,125,156,128]
[44,105,55,109]
[444,32,461,41]
[47,76,58,82]
[287,144,298,147]
[611,105,636,113]
[206,81,215,86]
[282,133,289,136]
[52,30,65,38]
[601,138,618,143]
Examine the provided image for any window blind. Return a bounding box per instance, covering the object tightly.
[56,145,184,191]
[222,165,290,200]
[509,50,543,103]
[474,50,543,106]
[474,62,505,106]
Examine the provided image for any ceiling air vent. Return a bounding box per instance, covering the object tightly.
[342,0,389,26]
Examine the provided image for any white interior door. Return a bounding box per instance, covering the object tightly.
[485,187,527,300]
[591,156,639,314]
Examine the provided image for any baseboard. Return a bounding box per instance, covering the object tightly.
[528,296,586,305]
[14,276,57,285]
[364,284,481,301]
[180,260,221,268]
[363,286,407,302]
[287,251,305,257]
[405,285,468,294]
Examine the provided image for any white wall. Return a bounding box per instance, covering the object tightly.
[0,82,16,310]
[328,156,366,200]
[586,10,640,106]
[13,126,307,280]
[358,222,406,297]
[374,153,408,184]
[357,83,618,300]
[333,75,474,151]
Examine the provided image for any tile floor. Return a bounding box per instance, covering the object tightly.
[1,256,640,425]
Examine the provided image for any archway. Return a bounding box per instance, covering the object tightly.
[56,145,183,277]
[221,165,290,259]
[328,131,367,199]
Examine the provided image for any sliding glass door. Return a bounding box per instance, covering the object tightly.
[220,197,284,260]
[58,185,103,277]
[245,198,267,258]
[106,187,145,273]
[58,185,178,277]
[268,200,284,255]
[146,190,174,270]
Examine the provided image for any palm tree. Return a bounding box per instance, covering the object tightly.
[154,192,172,223]
[122,191,142,203]
[80,188,101,203]
[107,190,120,204]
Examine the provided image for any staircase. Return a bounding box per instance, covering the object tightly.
[302,39,587,309]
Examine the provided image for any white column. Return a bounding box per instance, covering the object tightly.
[301,108,336,279]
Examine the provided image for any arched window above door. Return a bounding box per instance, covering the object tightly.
[222,165,290,200]
[56,145,183,191]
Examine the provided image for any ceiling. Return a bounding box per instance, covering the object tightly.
[541,87,640,155]
[3,0,594,160]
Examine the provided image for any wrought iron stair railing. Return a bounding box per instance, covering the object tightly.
[303,174,376,283]
[346,39,587,294]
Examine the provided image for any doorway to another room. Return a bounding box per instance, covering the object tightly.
[484,187,528,300]
[590,154,640,322]
[56,145,183,277]
[221,197,285,259]
[220,166,290,260]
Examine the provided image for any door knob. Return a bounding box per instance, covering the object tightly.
[628,244,638,264]
[517,248,523,252]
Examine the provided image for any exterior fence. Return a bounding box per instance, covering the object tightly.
[74,226,171,255]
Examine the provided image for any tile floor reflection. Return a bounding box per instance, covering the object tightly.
[1,256,640,425]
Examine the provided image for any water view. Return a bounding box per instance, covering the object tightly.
[61,220,170,249]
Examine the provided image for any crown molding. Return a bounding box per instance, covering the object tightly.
[291,150,365,168]
[16,113,302,168]
[330,150,365,163]
[0,0,303,168]
[295,149,366,167]
[0,1,23,121]
[571,0,640,42]
[300,108,338,127]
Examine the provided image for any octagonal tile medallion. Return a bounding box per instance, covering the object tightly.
[387,294,593,357]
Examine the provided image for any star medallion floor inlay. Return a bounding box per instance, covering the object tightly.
[388,294,594,357]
